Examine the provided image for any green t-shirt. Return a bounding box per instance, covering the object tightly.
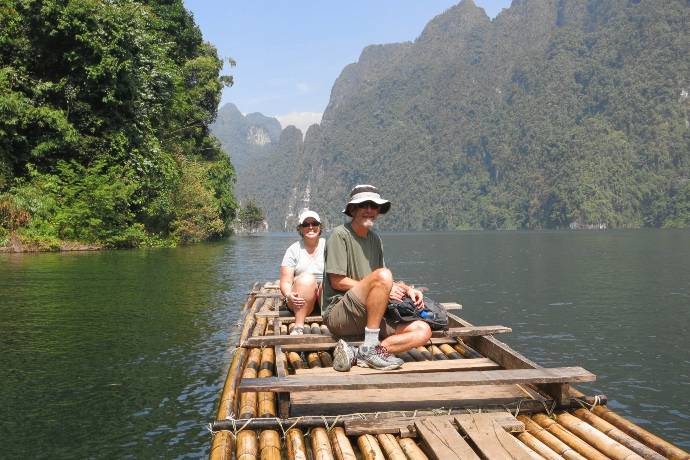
[321,222,385,316]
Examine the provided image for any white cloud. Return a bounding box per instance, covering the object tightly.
[276,112,323,135]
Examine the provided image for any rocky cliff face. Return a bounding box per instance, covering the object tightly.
[214,0,690,230]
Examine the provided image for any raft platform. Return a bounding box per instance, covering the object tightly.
[209,282,689,460]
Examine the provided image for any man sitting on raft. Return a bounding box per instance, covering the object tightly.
[322,185,432,371]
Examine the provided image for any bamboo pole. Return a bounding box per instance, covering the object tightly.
[288,351,307,370]
[398,437,429,460]
[210,289,263,460]
[429,345,448,360]
[280,324,288,335]
[330,427,357,460]
[453,340,483,358]
[320,324,330,335]
[318,351,333,367]
[407,347,427,361]
[288,323,295,334]
[258,348,275,418]
[307,352,323,368]
[310,322,322,334]
[532,413,609,460]
[376,434,407,460]
[357,434,385,460]
[397,351,415,362]
[574,409,665,460]
[236,430,258,460]
[209,431,234,460]
[592,406,690,460]
[310,427,335,460]
[519,416,588,460]
[216,347,248,419]
[259,430,281,460]
[286,428,308,460]
[517,431,567,460]
[556,413,643,460]
[415,346,433,360]
[439,343,464,359]
[254,317,268,336]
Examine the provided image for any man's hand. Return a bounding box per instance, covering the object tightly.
[389,282,407,302]
[286,292,305,309]
[407,287,424,308]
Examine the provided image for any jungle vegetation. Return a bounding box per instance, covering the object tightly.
[0,0,236,250]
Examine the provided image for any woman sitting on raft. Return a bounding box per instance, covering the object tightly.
[280,210,325,335]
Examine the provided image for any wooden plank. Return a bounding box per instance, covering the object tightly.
[239,367,595,393]
[345,413,523,436]
[280,336,458,352]
[456,415,534,460]
[440,302,462,310]
[244,326,508,347]
[294,358,500,375]
[448,312,584,406]
[290,384,541,416]
[415,417,480,460]
[274,345,290,418]
[440,325,511,337]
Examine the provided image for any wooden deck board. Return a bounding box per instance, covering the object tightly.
[456,414,534,460]
[243,326,511,347]
[293,358,501,375]
[239,367,595,392]
[289,384,539,416]
[415,417,480,460]
[345,413,524,436]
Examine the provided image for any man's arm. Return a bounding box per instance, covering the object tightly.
[328,273,358,292]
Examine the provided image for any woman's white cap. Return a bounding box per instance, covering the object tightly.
[298,210,321,224]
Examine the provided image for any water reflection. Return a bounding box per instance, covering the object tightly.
[1,230,688,458]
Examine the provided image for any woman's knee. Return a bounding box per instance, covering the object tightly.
[293,272,317,290]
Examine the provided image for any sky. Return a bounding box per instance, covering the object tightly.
[183,0,512,131]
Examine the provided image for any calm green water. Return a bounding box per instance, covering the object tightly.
[1,230,688,458]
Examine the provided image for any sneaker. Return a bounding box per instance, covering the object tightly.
[357,345,404,370]
[290,326,304,335]
[333,339,357,372]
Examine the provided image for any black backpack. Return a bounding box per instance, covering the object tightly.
[385,296,448,331]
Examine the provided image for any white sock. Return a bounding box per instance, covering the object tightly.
[363,327,380,349]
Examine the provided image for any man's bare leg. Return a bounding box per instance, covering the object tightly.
[348,268,392,328]
[381,320,432,353]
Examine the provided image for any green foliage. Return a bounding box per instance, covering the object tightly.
[0,0,237,249]
[237,200,265,232]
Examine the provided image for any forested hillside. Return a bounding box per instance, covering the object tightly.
[219,0,689,231]
[0,0,236,250]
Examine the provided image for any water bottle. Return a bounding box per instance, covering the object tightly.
[420,310,433,319]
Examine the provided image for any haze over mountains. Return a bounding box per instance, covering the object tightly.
[212,0,689,231]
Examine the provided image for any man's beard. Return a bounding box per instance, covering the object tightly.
[361,217,376,228]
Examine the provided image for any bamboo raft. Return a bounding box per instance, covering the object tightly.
[209,282,689,460]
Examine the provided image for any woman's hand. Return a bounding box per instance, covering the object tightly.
[286,292,305,309]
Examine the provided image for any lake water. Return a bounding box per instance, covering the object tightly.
[1,230,689,458]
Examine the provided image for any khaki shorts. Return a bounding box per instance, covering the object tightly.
[323,290,396,338]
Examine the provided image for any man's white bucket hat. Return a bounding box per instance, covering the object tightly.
[298,210,321,225]
[342,184,391,217]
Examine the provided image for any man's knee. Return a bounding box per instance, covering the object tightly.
[371,268,393,289]
[406,321,432,345]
